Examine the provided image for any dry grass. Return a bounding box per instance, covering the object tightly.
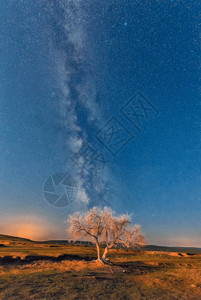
[0,236,201,299]
[0,260,106,275]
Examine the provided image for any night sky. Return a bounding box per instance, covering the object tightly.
[1,0,201,246]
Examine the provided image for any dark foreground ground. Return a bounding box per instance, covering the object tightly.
[0,234,201,299]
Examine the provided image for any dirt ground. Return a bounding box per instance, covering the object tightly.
[1,236,201,299]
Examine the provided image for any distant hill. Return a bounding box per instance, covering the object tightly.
[0,234,201,253]
[142,245,201,254]
[43,240,201,253]
[0,234,38,246]
[0,234,32,242]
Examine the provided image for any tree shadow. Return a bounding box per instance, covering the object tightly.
[0,254,95,265]
[113,260,173,275]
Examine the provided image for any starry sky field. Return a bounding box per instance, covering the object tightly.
[1,0,201,246]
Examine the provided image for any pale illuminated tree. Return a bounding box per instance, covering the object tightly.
[66,207,146,262]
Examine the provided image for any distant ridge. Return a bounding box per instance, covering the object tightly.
[0,234,201,253]
[0,234,33,242]
[142,245,201,253]
[45,241,201,253]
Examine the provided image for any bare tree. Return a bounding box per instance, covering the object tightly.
[66,207,146,262]
[100,208,146,261]
[67,207,104,261]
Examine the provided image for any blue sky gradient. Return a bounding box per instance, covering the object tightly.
[1,0,201,246]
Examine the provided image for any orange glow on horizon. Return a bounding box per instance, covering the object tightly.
[0,214,65,241]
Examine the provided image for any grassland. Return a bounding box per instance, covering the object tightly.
[0,234,201,299]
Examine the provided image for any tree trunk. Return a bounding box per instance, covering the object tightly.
[102,246,108,260]
[95,239,101,261]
